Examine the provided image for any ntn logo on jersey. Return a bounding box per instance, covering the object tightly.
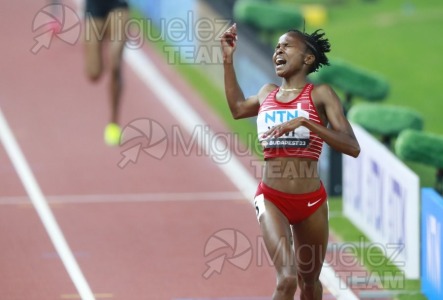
[264,103,309,124]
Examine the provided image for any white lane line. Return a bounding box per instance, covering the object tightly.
[321,262,359,300]
[123,48,360,300]
[0,191,246,205]
[0,107,95,300]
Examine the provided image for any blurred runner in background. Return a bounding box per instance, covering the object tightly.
[84,0,129,146]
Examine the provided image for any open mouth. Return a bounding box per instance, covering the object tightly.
[275,57,287,68]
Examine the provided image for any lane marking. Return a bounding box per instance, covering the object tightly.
[61,294,113,299]
[320,262,359,300]
[0,107,95,300]
[0,191,246,205]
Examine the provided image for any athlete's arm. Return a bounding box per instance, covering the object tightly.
[309,84,360,157]
[303,84,360,157]
[221,24,274,119]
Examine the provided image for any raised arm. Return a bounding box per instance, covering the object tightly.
[221,24,272,119]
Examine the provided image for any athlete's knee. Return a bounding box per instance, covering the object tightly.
[85,66,102,82]
[110,63,122,80]
[275,274,298,294]
[111,66,121,78]
[302,277,321,286]
[298,274,322,291]
[87,72,101,82]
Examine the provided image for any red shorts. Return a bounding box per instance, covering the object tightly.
[254,181,327,224]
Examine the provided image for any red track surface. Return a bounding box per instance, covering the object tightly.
[1,1,385,300]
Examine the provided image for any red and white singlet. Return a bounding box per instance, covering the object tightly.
[256,84,325,160]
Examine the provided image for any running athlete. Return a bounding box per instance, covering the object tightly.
[84,0,129,146]
[221,24,360,299]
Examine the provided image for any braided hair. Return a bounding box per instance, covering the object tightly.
[288,29,331,73]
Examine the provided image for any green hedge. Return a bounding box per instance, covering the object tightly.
[348,104,423,137]
[309,59,389,101]
[233,0,303,32]
[395,129,443,169]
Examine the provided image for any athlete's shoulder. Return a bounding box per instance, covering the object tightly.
[311,83,338,104]
[311,83,332,94]
[257,83,278,104]
[259,83,278,95]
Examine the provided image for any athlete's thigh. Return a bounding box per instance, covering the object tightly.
[256,196,295,273]
[84,16,106,78]
[292,201,329,280]
[106,8,129,69]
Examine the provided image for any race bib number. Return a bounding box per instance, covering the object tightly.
[257,104,310,149]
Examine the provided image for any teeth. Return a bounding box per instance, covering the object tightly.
[276,58,286,65]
